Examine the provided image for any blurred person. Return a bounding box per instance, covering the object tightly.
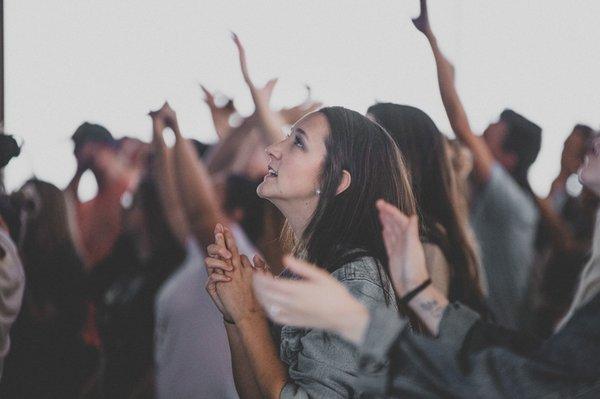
[0,210,25,382]
[65,123,140,269]
[150,103,283,398]
[541,124,598,252]
[528,126,599,336]
[151,103,258,399]
[0,135,26,380]
[0,180,94,399]
[85,122,186,396]
[205,107,417,398]
[413,0,542,329]
[367,103,487,317]
[0,133,21,194]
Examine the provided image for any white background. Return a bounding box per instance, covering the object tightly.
[5,0,600,198]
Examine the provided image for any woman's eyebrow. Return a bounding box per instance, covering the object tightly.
[294,127,308,141]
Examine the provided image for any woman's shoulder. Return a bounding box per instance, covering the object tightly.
[332,255,398,310]
[331,255,382,282]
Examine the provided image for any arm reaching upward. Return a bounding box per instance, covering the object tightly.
[200,84,237,140]
[413,0,494,183]
[157,102,227,249]
[232,32,285,145]
[149,105,189,246]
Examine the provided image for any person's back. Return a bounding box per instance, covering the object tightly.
[154,234,253,399]
[471,164,539,328]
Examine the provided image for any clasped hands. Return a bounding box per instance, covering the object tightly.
[205,223,270,325]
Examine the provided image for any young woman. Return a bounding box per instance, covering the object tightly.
[205,107,416,398]
[367,103,487,317]
[252,135,600,399]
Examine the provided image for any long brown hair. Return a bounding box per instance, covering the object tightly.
[290,106,416,276]
[368,103,487,316]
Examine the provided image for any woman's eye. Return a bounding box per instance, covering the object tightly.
[293,135,304,149]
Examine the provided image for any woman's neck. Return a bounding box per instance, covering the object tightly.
[276,198,317,239]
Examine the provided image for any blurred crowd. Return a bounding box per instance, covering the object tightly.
[0,1,598,398]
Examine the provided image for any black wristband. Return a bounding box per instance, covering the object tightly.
[400,278,432,305]
[223,316,235,325]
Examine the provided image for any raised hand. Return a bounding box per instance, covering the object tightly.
[253,255,369,344]
[411,0,432,37]
[200,84,237,139]
[149,102,181,137]
[376,199,429,296]
[231,31,253,87]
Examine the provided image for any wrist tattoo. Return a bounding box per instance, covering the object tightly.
[419,299,444,320]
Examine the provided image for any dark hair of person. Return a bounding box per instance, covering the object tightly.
[574,124,594,141]
[293,106,417,277]
[133,175,186,264]
[224,174,265,245]
[0,134,21,169]
[71,122,116,152]
[499,109,542,194]
[189,139,213,159]
[367,103,487,315]
[16,179,87,328]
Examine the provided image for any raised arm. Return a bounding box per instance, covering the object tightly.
[158,102,227,249]
[200,84,237,140]
[413,0,494,183]
[232,32,285,145]
[149,105,190,247]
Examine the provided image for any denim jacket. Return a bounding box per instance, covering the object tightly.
[277,255,397,399]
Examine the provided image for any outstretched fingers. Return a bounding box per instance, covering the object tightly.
[282,255,328,282]
[231,31,251,85]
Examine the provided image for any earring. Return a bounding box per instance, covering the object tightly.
[315,189,321,196]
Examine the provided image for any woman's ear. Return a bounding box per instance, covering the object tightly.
[336,170,352,195]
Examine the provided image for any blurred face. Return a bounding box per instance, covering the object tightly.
[483,120,520,171]
[482,120,508,160]
[257,112,328,215]
[74,142,96,168]
[561,128,587,175]
[579,136,600,195]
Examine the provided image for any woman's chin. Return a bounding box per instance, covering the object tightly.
[256,181,271,199]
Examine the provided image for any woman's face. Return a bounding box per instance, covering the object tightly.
[579,136,600,195]
[257,112,328,213]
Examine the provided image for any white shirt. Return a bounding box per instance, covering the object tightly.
[154,225,258,399]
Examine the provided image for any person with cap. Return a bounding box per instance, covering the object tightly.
[65,122,139,269]
[412,0,542,329]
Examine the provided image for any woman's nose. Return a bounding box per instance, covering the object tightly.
[265,143,282,160]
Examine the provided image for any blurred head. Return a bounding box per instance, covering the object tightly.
[0,134,21,169]
[483,109,542,189]
[224,175,265,244]
[561,124,594,175]
[71,122,116,167]
[367,103,486,312]
[580,135,600,196]
[259,106,416,271]
[17,180,71,248]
